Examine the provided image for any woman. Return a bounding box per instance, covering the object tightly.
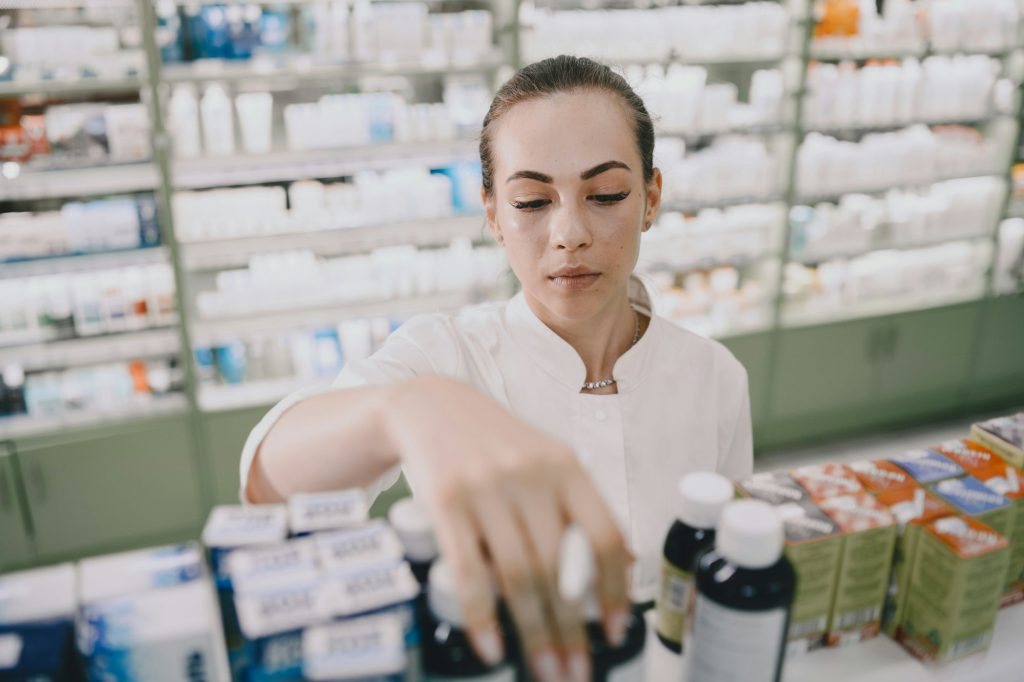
[241,55,752,682]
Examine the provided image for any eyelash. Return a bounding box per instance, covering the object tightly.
[510,191,631,211]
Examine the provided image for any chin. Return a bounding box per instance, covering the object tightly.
[530,281,609,321]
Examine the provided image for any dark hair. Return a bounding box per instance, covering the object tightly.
[479,55,655,196]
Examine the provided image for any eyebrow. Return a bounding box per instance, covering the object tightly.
[505,160,631,184]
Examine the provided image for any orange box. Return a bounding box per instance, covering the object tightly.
[932,439,1003,475]
[791,464,864,502]
[848,460,918,494]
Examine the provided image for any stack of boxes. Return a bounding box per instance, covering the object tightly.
[737,414,1024,664]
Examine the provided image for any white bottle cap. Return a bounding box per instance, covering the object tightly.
[388,497,439,563]
[715,500,784,569]
[557,525,601,621]
[678,471,735,529]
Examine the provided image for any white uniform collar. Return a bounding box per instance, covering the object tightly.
[504,275,657,394]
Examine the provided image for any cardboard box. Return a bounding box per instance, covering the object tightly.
[774,502,845,655]
[818,494,898,646]
[890,449,964,485]
[931,439,1003,475]
[848,460,918,494]
[971,413,1024,469]
[972,462,1024,606]
[929,476,1015,550]
[790,464,864,501]
[737,472,811,506]
[900,516,1010,663]
[874,488,955,637]
[0,564,78,681]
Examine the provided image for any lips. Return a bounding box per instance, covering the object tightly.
[549,266,601,290]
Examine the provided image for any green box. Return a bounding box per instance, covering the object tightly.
[818,494,898,646]
[874,488,954,638]
[900,516,1010,663]
[775,503,844,655]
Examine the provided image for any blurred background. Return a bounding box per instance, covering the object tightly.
[0,0,1022,570]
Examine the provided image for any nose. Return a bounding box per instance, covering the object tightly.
[549,203,592,251]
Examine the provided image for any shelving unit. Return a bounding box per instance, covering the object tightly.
[1,0,1023,568]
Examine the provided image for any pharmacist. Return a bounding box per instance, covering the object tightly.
[241,56,752,682]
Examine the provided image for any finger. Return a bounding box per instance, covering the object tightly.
[429,493,505,665]
[560,462,633,647]
[472,491,564,682]
[507,476,590,682]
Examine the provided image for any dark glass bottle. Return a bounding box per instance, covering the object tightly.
[655,472,734,653]
[690,500,795,682]
[587,603,647,682]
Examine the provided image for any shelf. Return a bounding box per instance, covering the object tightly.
[162,52,506,85]
[640,252,776,273]
[0,76,143,98]
[0,0,133,7]
[179,214,486,271]
[658,123,792,144]
[198,377,324,413]
[662,194,787,213]
[781,288,986,328]
[607,53,787,69]
[792,232,993,264]
[0,246,168,280]
[808,45,1014,62]
[805,116,999,136]
[0,328,180,373]
[797,173,1005,205]
[0,163,158,201]
[0,393,189,440]
[172,138,478,189]
[190,289,487,342]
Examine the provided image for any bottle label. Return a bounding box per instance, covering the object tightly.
[690,596,787,682]
[655,558,693,646]
[425,666,516,682]
[607,653,645,682]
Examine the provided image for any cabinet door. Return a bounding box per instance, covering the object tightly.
[720,331,773,427]
[0,442,33,570]
[877,303,982,413]
[769,318,879,422]
[969,295,1024,402]
[201,406,269,506]
[18,415,203,560]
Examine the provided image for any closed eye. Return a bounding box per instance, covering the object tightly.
[510,199,551,211]
[590,191,630,204]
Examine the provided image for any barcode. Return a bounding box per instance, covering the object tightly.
[789,616,827,639]
[949,631,992,660]
[837,607,879,630]
[667,577,689,610]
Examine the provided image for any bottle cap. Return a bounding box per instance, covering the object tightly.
[557,525,601,621]
[388,497,439,563]
[678,471,734,529]
[715,500,784,569]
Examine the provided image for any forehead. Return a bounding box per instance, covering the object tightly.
[490,89,639,181]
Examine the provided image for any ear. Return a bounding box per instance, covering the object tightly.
[642,167,663,231]
[482,187,502,244]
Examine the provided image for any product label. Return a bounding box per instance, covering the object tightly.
[302,613,406,681]
[315,522,405,574]
[327,563,419,618]
[289,489,368,534]
[234,581,326,639]
[932,440,1000,473]
[790,464,863,501]
[847,460,916,493]
[932,477,1011,518]
[890,450,963,484]
[607,652,645,682]
[227,539,319,593]
[654,559,693,646]
[201,505,289,548]
[738,473,810,506]
[689,597,787,682]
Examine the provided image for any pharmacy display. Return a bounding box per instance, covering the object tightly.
[2,410,1021,680]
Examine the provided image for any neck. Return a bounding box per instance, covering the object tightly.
[524,288,636,385]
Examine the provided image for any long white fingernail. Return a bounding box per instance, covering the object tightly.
[607,609,628,647]
[474,626,504,665]
[534,649,560,682]
[569,652,589,682]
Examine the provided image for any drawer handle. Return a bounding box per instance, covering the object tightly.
[0,468,10,511]
[28,462,46,505]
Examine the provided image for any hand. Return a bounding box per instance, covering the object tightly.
[385,376,633,682]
